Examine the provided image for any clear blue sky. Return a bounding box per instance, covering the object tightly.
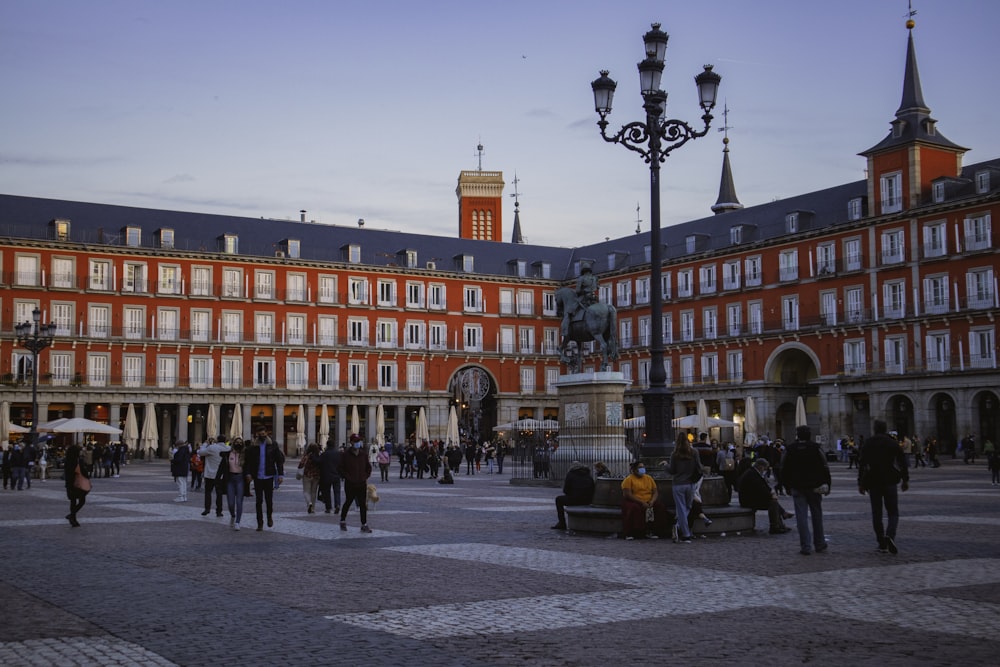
[2,0,996,246]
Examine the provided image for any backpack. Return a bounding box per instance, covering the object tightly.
[721,451,736,471]
[215,450,231,481]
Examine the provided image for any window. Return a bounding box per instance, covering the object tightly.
[923,222,947,258]
[730,226,742,244]
[14,302,36,331]
[923,275,949,314]
[51,257,74,288]
[785,213,798,234]
[157,265,180,295]
[884,336,906,375]
[286,360,307,390]
[661,272,672,300]
[635,277,650,304]
[543,292,557,316]
[519,326,535,354]
[844,339,866,375]
[125,226,141,247]
[406,282,425,309]
[782,296,799,330]
[287,314,305,345]
[318,316,337,346]
[932,182,945,203]
[779,250,798,281]
[348,277,368,305]
[816,243,836,275]
[190,357,212,389]
[88,354,110,387]
[371,362,394,391]
[348,318,369,346]
[616,281,631,307]
[726,304,741,336]
[745,256,762,287]
[677,269,693,298]
[255,271,274,299]
[51,303,73,336]
[881,229,905,264]
[52,219,70,241]
[89,260,112,290]
[723,261,740,290]
[464,286,483,313]
[348,361,366,390]
[405,321,425,349]
[122,355,143,388]
[222,268,242,298]
[499,289,514,315]
[976,171,990,194]
[847,197,864,221]
[429,284,446,310]
[12,351,32,384]
[429,323,446,351]
[964,214,992,252]
[966,269,995,309]
[727,350,743,383]
[748,301,763,335]
[157,356,177,388]
[880,171,902,214]
[846,287,865,323]
[620,361,632,384]
[517,290,534,315]
[402,250,417,268]
[157,308,179,341]
[703,308,717,340]
[191,310,210,342]
[619,319,633,349]
[124,306,145,340]
[637,317,650,347]
[969,328,996,369]
[221,358,242,389]
[545,367,560,394]
[883,280,906,318]
[407,362,424,391]
[520,367,535,393]
[464,324,482,352]
[51,352,72,386]
[844,238,862,271]
[542,328,559,355]
[16,255,39,286]
[462,255,474,272]
[220,234,238,254]
[821,291,837,326]
[159,228,174,249]
[685,236,697,254]
[701,353,718,383]
[255,313,273,344]
[318,275,337,304]
[222,312,242,343]
[925,332,949,372]
[286,274,306,302]
[375,320,396,348]
[123,262,146,293]
[699,265,716,294]
[663,315,673,344]
[347,245,361,263]
[680,356,695,386]
[255,359,275,388]
[599,284,612,304]
[88,305,110,338]
[377,279,396,307]
[191,266,211,296]
[318,361,339,390]
[680,311,695,342]
[638,360,650,387]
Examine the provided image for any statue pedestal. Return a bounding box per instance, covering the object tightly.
[552,371,632,479]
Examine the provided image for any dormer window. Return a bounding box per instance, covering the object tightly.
[685,236,696,253]
[159,228,174,249]
[516,259,526,277]
[730,226,742,245]
[219,234,238,254]
[404,250,417,268]
[785,213,798,234]
[50,218,71,241]
[880,171,903,214]
[287,239,301,259]
[342,244,361,263]
[455,254,474,272]
[847,198,864,221]
[643,245,651,263]
[124,226,141,247]
[932,182,945,204]
[976,171,990,194]
[533,261,551,279]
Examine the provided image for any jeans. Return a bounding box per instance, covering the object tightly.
[868,483,900,546]
[12,467,27,490]
[672,483,695,539]
[791,489,826,552]
[226,476,245,523]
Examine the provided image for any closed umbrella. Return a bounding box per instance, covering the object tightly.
[1,401,14,443]
[123,403,139,450]
[416,407,430,444]
[206,404,219,440]
[318,404,330,446]
[795,396,808,428]
[296,404,306,451]
[350,404,360,438]
[446,405,460,447]
[141,403,158,456]
[744,396,758,446]
[696,398,710,434]
[375,404,385,447]
[229,403,243,441]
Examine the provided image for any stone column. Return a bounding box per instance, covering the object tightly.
[273,402,286,453]
[305,402,317,446]
[337,404,348,448]
[176,404,188,444]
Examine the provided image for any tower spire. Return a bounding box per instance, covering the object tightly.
[510,172,524,244]
[711,102,742,215]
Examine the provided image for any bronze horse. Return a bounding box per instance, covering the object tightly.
[554,286,619,373]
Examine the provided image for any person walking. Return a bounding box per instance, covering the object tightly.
[781,425,832,555]
[243,426,285,532]
[986,440,999,486]
[318,440,342,514]
[170,440,191,502]
[198,437,229,517]
[63,442,89,527]
[377,446,391,482]
[669,434,703,543]
[339,434,373,533]
[858,419,909,554]
[297,442,322,513]
[223,439,245,530]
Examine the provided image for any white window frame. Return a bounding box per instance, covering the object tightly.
[880,171,902,214]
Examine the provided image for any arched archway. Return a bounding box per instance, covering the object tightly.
[447,365,498,442]
[975,390,1000,450]
[929,392,957,455]
[886,394,914,438]
[764,343,821,441]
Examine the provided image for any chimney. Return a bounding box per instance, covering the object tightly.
[358,218,365,228]
[300,209,306,222]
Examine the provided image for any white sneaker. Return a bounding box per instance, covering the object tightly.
[234,522,240,531]
[173,497,185,502]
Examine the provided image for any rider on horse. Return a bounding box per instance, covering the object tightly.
[562,261,599,342]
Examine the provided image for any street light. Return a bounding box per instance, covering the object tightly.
[591,22,720,458]
[14,308,57,450]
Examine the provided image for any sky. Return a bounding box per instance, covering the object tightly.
[2,0,997,247]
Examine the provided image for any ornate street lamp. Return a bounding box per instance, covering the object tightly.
[15,308,57,449]
[591,23,720,458]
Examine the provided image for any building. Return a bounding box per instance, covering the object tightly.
[1,20,997,454]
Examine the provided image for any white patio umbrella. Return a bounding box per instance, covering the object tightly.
[795,396,808,427]
[141,403,158,455]
[744,396,758,446]
[374,403,385,447]
[318,404,330,446]
[206,404,219,440]
[446,405,460,446]
[123,403,139,450]
[696,398,710,433]
[1,401,17,443]
[416,406,430,444]
[350,404,360,438]
[228,403,243,441]
[295,404,306,451]
[38,417,122,435]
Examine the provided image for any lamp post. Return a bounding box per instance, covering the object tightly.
[591,23,720,458]
[14,308,57,449]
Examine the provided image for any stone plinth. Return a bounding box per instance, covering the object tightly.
[551,371,632,480]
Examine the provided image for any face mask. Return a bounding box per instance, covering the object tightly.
[636,467,646,475]
[353,442,363,449]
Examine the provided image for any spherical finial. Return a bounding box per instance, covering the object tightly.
[723,136,729,146]
[906,18,915,29]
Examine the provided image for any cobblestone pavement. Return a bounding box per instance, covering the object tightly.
[1,458,998,666]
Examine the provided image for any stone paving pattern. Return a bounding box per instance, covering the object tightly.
[0,457,998,666]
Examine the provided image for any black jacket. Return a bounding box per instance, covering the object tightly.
[561,465,596,504]
[319,446,342,482]
[243,438,285,480]
[858,434,908,488]
[737,468,774,510]
[780,439,832,491]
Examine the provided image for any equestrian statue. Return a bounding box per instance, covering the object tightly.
[555,263,619,373]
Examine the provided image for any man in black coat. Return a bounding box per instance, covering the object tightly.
[551,461,596,530]
[737,458,791,534]
[243,426,285,531]
[318,440,342,514]
[858,419,909,554]
[781,425,832,555]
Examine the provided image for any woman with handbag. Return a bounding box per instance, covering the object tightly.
[297,442,322,513]
[64,442,90,527]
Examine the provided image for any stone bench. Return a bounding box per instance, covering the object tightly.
[564,476,756,536]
